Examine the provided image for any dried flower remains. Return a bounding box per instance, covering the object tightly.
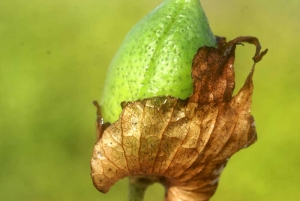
[91,36,267,201]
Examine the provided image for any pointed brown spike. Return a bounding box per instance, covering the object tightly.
[93,101,110,141]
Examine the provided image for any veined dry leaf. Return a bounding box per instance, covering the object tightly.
[91,36,267,201]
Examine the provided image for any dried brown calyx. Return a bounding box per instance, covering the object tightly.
[91,36,268,201]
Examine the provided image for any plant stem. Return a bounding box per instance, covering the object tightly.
[127,176,158,201]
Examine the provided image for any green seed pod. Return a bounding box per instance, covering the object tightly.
[100,0,216,123]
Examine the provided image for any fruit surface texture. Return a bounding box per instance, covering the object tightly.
[101,0,215,123]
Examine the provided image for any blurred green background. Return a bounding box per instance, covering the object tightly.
[1,0,299,200]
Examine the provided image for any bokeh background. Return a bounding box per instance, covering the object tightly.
[1,0,299,200]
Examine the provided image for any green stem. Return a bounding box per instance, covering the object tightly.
[128,176,158,201]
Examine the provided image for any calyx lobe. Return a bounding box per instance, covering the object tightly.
[91,36,267,201]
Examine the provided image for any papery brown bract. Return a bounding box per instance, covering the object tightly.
[91,37,267,201]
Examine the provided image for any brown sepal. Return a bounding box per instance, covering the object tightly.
[91,36,267,201]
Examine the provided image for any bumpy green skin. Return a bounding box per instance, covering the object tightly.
[101,0,215,123]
